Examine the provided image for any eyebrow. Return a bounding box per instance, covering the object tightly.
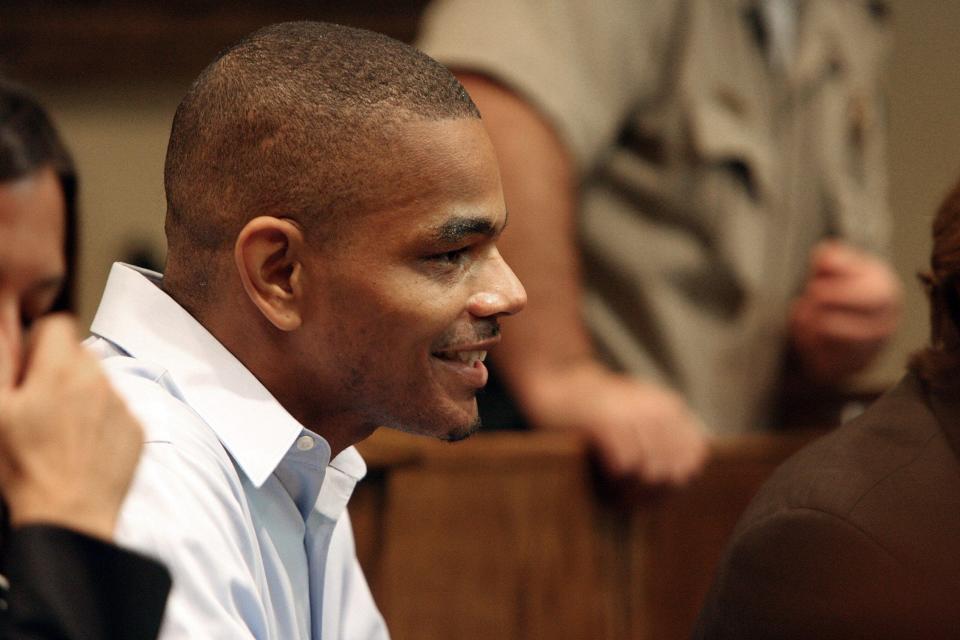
[434,211,509,244]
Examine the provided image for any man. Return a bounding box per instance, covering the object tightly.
[693,177,960,638]
[418,0,902,483]
[0,80,170,639]
[86,22,525,638]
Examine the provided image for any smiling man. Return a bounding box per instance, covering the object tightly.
[84,22,525,639]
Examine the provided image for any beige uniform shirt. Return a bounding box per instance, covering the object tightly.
[419,0,890,434]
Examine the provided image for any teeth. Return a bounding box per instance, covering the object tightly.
[454,350,487,365]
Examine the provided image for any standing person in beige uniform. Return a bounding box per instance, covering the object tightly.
[418,0,902,483]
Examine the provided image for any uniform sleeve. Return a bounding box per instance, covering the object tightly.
[2,525,170,640]
[693,508,955,640]
[417,0,679,173]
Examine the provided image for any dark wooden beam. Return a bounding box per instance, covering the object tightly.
[0,1,428,84]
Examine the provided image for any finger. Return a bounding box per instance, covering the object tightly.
[589,424,638,478]
[630,401,698,485]
[795,281,900,330]
[637,460,671,485]
[634,424,681,486]
[19,315,80,381]
[809,240,866,277]
[663,429,708,486]
[802,274,901,314]
[801,308,899,344]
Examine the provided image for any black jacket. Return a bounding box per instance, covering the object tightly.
[1,525,170,640]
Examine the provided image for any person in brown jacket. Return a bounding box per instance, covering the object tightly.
[694,177,960,638]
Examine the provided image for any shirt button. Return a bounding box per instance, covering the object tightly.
[296,435,315,451]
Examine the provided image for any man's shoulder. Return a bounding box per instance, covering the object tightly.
[102,350,243,496]
[91,343,271,636]
[92,343,248,520]
[90,339,225,453]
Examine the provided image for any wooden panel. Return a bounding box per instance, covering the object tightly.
[367,432,613,639]
[353,428,823,639]
[627,432,820,639]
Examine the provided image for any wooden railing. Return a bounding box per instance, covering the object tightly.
[351,428,823,640]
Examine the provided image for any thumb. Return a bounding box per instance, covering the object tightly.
[810,240,862,277]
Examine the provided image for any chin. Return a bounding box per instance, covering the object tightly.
[439,416,482,442]
[388,399,481,443]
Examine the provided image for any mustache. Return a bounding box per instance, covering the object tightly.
[433,319,500,351]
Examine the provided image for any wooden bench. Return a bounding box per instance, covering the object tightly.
[351,428,822,639]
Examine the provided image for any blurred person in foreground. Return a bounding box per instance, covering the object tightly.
[418,0,902,484]
[694,177,960,638]
[86,21,525,638]
[0,80,169,638]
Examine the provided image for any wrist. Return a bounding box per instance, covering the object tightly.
[505,358,613,430]
[7,493,117,542]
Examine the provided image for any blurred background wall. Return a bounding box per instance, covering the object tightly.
[1,0,958,388]
[882,0,960,385]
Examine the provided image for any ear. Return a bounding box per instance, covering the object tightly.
[234,216,305,331]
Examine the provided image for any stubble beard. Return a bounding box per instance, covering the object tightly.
[439,415,482,442]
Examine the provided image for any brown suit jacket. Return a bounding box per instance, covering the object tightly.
[694,374,960,639]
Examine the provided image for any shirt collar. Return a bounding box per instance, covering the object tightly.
[90,262,328,488]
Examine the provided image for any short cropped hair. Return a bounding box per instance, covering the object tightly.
[910,177,960,390]
[0,79,77,312]
[164,21,480,293]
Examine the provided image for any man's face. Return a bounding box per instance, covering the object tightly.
[294,117,526,440]
[0,167,65,382]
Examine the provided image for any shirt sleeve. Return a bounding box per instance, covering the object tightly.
[417,0,679,173]
[1,525,171,640]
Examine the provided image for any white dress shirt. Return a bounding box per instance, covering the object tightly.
[86,263,390,640]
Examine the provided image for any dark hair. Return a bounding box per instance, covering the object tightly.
[163,21,480,303]
[0,79,77,312]
[910,177,960,390]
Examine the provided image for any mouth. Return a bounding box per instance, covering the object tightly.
[430,339,498,389]
[431,349,488,366]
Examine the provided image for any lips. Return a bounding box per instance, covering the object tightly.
[433,349,488,366]
[430,344,494,389]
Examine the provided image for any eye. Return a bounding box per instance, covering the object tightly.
[427,246,470,265]
[19,306,39,331]
[20,290,60,330]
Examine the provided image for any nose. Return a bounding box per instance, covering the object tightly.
[0,296,23,386]
[467,249,527,319]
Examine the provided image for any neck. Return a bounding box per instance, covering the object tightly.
[163,264,379,456]
[170,294,372,457]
